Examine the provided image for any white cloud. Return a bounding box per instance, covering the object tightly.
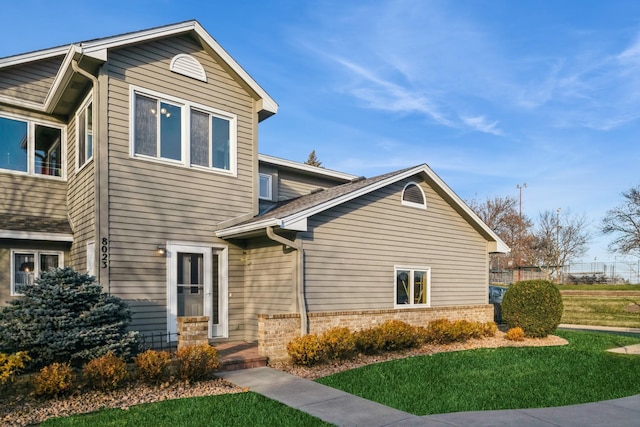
[461,115,503,136]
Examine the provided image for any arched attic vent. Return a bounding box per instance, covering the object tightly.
[170,54,207,82]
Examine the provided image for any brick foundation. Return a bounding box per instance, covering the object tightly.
[258,305,493,361]
[177,316,209,349]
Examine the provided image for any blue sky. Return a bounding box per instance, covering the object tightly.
[3,0,640,265]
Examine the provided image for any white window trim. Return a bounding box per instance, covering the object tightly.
[259,173,273,200]
[0,111,67,180]
[75,93,94,172]
[394,265,431,308]
[129,85,237,177]
[401,182,427,209]
[10,249,64,296]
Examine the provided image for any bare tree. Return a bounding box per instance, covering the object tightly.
[601,186,640,256]
[304,150,322,167]
[532,209,590,281]
[467,195,535,270]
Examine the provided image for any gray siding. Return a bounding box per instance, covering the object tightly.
[104,34,257,334]
[243,237,296,339]
[0,56,64,104]
[277,169,346,201]
[66,108,97,273]
[301,178,488,312]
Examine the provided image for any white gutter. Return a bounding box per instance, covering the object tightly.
[266,226,308,336]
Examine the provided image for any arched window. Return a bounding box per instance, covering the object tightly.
[401,182,426,209]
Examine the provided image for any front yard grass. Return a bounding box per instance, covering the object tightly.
[316,330,640,415]
[41,392,332,427]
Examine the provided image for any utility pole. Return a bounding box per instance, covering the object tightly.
[556,208,561,283]
[516,183,527,281]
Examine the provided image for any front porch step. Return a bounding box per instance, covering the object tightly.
[214,341,267,372]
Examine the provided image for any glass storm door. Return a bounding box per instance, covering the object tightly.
[167,243,228,339]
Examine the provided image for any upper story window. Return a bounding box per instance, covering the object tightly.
[11,249,64,296]
[395,266,430,307]
[130,86,236,175]
[76,95,93,170]
[259,173,273,200]
[401,182,426,209]
[0,114,64,178]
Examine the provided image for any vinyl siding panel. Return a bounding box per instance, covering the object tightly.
[301,178,488,312]
[0,56,64,104]
[277,169,346,201]
[66,108,96,273]
[243,237,296,339]
[104,34,256,334]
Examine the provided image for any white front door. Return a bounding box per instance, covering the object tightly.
[167,243,228,339]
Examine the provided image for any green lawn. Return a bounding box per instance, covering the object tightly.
[316,330,640,415]
[41,392,332,427]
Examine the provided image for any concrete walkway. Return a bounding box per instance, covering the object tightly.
[219,366,640,426]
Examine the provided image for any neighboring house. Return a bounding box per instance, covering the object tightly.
[0,21,508,359]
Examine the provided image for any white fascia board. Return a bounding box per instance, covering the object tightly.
[420,165,510,253]
[280,217,307,231]
[0,230,74,242]
[43,45,83,113]
[0,45,69,69]
[282,166,427,225]
[259,154,358,181]
[192,21,278,116]
[215,218,280,238]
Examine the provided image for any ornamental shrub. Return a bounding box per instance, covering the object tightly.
[501,280,563,338]
[424,319,497,344]
[0,351,31,384]
[376,320,422,350]
[320,327,357,361]
[505,327,525,341]
[0,267,140,368]
[287,334,324,366]
[33,362,75,397]
[175,344,219,381]
[134,349,172,384]
[83,351,128,390]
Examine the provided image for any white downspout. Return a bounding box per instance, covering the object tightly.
[71,58,103,291]
[266,226,308,335]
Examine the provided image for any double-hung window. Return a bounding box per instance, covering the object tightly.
[395,266,430,306]
[11,250,63,296]
[131,87,236,174]
[0,114,64,178]
[76,96,94,169]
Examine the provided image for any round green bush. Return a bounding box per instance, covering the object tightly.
[501,280,563,338]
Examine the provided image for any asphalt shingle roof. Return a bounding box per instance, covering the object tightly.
[0,214,73,235]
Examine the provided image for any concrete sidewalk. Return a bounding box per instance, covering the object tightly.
[219,366,640,427]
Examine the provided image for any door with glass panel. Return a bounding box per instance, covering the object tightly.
[167,244,228,339]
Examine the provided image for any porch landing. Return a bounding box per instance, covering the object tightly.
[214,342,267,372]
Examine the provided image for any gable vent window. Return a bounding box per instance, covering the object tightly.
[170,54,207,82]
[401,182,426,209]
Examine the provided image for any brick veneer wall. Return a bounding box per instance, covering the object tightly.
[258,305,493,360]
[177,316,209,349]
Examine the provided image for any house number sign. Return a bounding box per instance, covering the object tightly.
[101,238,109,268]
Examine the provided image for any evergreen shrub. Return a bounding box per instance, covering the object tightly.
[501,279,563,338]
[0,267,140,368]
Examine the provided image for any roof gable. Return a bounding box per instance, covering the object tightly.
[216,164,509,254]
[0,20,277,120]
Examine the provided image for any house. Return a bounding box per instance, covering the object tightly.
[0,21,508,360]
